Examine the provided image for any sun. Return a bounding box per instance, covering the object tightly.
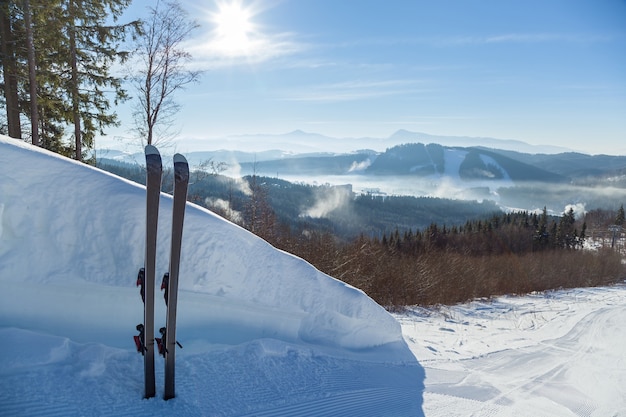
[198,0,291,64]
[212,1,255,56]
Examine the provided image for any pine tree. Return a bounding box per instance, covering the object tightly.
[533,207,549,250]
[578,222,587,249]
[29,0,69,153]
[22,0,38,145]
[616,204,625,226]
[0,0,138,160]
[63,0,139,161]
[556,207,576,249]
[0,1,22,139]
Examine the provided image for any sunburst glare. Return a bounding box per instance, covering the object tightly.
[211,1,256,56]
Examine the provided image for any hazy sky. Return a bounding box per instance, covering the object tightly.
[112,0,626,155]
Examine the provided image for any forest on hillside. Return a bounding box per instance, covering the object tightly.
[99,160,626,307]
[99,159,502,239]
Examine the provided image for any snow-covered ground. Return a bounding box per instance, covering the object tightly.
[397,285,626,417]
[0,136,423,416]
[1,136,624,416]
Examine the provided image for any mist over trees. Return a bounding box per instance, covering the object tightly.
[199,175,626,307]
[98,159,626,307]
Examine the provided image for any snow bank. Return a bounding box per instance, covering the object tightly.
[0,136,400,350]
[0,136,424,416]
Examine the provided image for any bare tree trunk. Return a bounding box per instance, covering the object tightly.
[68,0,81,160]
[23,0,39,145]
[0,2,22,139]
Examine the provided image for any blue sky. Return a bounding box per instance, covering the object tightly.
[113,0,626,155]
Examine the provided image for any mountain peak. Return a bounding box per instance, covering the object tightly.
[288,129,309,135]
[389,129,422,139]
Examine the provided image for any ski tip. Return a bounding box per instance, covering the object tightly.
[145,144,160,156]
[173,153,188,165]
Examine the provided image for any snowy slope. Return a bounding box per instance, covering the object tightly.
[0,136,424,416]
[399,285,626,417]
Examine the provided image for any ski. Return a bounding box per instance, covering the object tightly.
[141,144,162,399]
[161,153,189,400]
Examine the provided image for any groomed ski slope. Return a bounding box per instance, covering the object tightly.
[0,136,424,416]
[398,284,626,417]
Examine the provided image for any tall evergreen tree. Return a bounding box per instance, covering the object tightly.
[616,204,625,226]
[556,207,576,249]
[533,207,550,250]
[0,0,22,138]
[31,0,72,153]
[62,0,139,161]
[0,0,138,160]
[22,0,38,145]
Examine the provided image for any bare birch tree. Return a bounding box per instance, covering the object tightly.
[131,0,200,146]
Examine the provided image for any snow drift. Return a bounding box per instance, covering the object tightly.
[0,136,424,416]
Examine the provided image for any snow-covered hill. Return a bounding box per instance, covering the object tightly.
[0,136,424,416]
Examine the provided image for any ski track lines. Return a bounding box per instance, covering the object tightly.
[236,359,422,417]
[0,335,422,417]
[422,392,506,417]
[174,346,424,417]
[0,332,146,417]
[239,387,417,417]
[422,303,626,417]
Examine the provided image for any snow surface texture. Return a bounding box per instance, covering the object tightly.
[398,285,626,417]
[0,136,424,416]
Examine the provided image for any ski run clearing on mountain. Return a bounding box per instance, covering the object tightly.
[1,135,625,417]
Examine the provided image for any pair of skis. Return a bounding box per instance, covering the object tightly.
[135,145,189,400]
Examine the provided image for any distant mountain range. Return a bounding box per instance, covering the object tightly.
[98,129,576,158]
[97,130,626,215]
[190,128,570,155]
[385,130,571,154]
[98,134,626,224]
[99,131,626,186]
[223,142,625,185]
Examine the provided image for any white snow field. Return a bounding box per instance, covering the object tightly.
[0,136,424,416]
[1,135,625,417]
[398,284,626,417]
